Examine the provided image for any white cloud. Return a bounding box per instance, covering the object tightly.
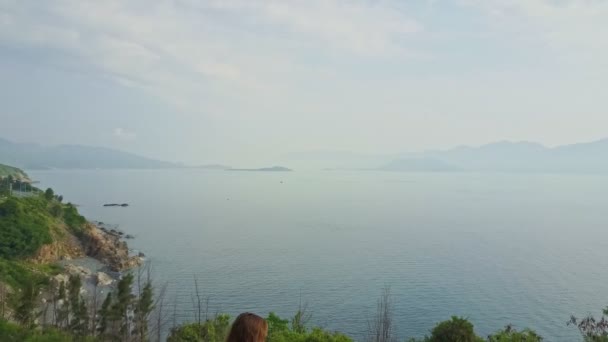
[0,0,423,113]
[461,0,608,59]
[113,128,137,141]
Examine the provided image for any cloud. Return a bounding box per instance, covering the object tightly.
[113,128,137,141]
[460,0,608,59]
[0,0,423,113]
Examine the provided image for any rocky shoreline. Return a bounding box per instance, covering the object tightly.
[31,220,144,290]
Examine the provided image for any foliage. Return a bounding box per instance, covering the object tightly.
[569,307,608,341]
[62,203,86,236]
[44,188,55,201]
[0,197,53,259]
[267,311,290,335]
[487,325,543,342]
[268,327,353,342]
[0,259,46,290]
[0,319,80,342]
[428,316,484,342]
[67,275,88,336]
[134,281,155,341]
[167,314,231,342]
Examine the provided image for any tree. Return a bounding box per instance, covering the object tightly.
[67,275,88,336]
[134,282,154,341]
[44,188,55,201]
[569,307,608,341]
[109,273,135,340]
[55,281,68,329]
[367,287,394,342]
[97,291,113,337]
[428,316,484,342]
[12,281,40,329]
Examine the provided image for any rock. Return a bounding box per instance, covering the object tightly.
[125,234,134,239]
[51,273,69,285]
[121,203,129,207]
[138,252,145,258]
[64,264,92,276]
[80,224,143,272]
[95,272,114,286]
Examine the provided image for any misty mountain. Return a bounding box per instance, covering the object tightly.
[383,138,608,173]
[0,138,177,169]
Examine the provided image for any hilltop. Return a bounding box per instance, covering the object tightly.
[0,163,30,182]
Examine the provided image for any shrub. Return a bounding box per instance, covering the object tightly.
[428,316,484,342]
[487,325,543,342]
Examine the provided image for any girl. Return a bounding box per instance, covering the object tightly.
[226,312,268,342]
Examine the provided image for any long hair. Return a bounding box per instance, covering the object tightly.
[226,312,268,342]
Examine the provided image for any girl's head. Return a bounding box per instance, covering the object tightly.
[226,312,268,342]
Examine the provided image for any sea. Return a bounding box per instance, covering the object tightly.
[28,169,608,341]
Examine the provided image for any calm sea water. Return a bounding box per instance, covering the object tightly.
[29,169,608,341]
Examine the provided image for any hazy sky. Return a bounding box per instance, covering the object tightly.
[1,0,607,165]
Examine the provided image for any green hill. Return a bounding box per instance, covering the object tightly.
[0,164,29,182]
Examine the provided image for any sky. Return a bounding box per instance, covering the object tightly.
[0,0,607,165]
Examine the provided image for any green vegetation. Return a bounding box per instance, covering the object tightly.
[0,319,83,342]
[0,196,53,259]
[167,312,352,342]
[487,325,543,342]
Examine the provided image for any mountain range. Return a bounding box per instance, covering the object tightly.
[382,138,608,173]
[2,136,607,173]
[0,138,178,170]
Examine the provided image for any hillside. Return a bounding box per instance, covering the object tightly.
[0,137,177,170]
[0,163,29,181]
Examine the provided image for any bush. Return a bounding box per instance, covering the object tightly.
[62,203,86,236]
[487,325,543,342]
[167,314,231,342]
[428,316,484,342]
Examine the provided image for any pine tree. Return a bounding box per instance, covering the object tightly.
[56,281,68,329]
[98,291,113,338]
[67,274,88,336]
[110,273,135,340]
[134,281,155,341]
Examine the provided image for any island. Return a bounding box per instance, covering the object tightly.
[228,166,292,172]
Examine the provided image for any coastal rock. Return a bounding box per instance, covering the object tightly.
[29,233,85,264]
[95,272,114,286]
[64,264,92,276]
[80,224,142,272]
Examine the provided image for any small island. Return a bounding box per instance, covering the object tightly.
[228,166,292,172]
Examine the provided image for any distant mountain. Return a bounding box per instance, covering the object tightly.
[189,164,231,170]
[381,158,461,172]
[382,138,608,173]
[228,166,292,172]
[0,138,177,170]
[281,150,392,170]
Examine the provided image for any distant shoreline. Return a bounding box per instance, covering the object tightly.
[227,166,292,172]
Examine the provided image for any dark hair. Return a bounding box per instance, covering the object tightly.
[226,312,268,342]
